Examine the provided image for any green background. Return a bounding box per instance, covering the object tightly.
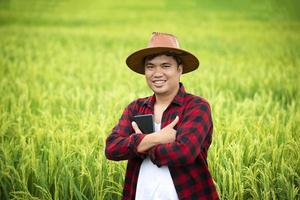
[0,0,299,199]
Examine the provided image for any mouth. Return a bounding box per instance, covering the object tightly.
[152,80,166,87]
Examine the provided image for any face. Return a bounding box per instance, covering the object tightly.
[144,54,182,96]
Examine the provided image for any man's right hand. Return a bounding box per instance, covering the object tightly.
[155,116,179,144]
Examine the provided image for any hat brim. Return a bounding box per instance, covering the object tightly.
[126,47,199,74]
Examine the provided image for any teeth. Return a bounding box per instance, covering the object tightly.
[153,80,165,83]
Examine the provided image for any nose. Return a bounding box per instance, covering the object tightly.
[153,66,163,77]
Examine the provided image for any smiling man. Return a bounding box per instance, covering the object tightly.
[105,32,219,200]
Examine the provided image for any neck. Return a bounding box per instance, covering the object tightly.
[155,84,180,106]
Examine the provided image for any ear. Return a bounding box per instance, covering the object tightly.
[178,64,183,75]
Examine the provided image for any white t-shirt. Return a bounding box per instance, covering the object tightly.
[135,123,179,200]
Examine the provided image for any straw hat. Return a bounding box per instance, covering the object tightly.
[126,32,199,74]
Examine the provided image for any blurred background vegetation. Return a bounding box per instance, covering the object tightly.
[0,0,299,199]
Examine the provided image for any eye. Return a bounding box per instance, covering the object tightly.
[145,65,154,70]
[162,65,171,68]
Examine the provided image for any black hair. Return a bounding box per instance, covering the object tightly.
[143,52,183,66]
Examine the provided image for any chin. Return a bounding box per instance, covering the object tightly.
[152,87,168,95]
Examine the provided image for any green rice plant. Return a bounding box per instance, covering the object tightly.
[0,0,299,199]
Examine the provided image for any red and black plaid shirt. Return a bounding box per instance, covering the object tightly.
[105,83,219,200]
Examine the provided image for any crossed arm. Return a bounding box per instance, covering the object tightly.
[105,102,212,167]
[131,116,178,153]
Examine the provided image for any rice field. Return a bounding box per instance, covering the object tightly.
[0,0,299,199]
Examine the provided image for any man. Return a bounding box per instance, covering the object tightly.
[105,32,219,200]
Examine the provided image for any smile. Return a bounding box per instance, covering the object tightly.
[153,80,166,84]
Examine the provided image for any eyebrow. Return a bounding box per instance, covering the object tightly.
[145,61,172,66]
[145,62,154,66]
[160,62,171,65]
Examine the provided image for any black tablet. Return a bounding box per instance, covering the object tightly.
[133,114,154,134]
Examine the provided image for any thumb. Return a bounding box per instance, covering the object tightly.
[167,116,179,128]
[132,121,142,133]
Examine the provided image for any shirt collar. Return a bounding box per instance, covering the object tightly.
[143,82,186,108]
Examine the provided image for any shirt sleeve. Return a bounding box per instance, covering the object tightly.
[105,101,146,161]
[148,101,213,167]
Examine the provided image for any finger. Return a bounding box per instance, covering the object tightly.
[131,121,142,133]
[167,116,179,128]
